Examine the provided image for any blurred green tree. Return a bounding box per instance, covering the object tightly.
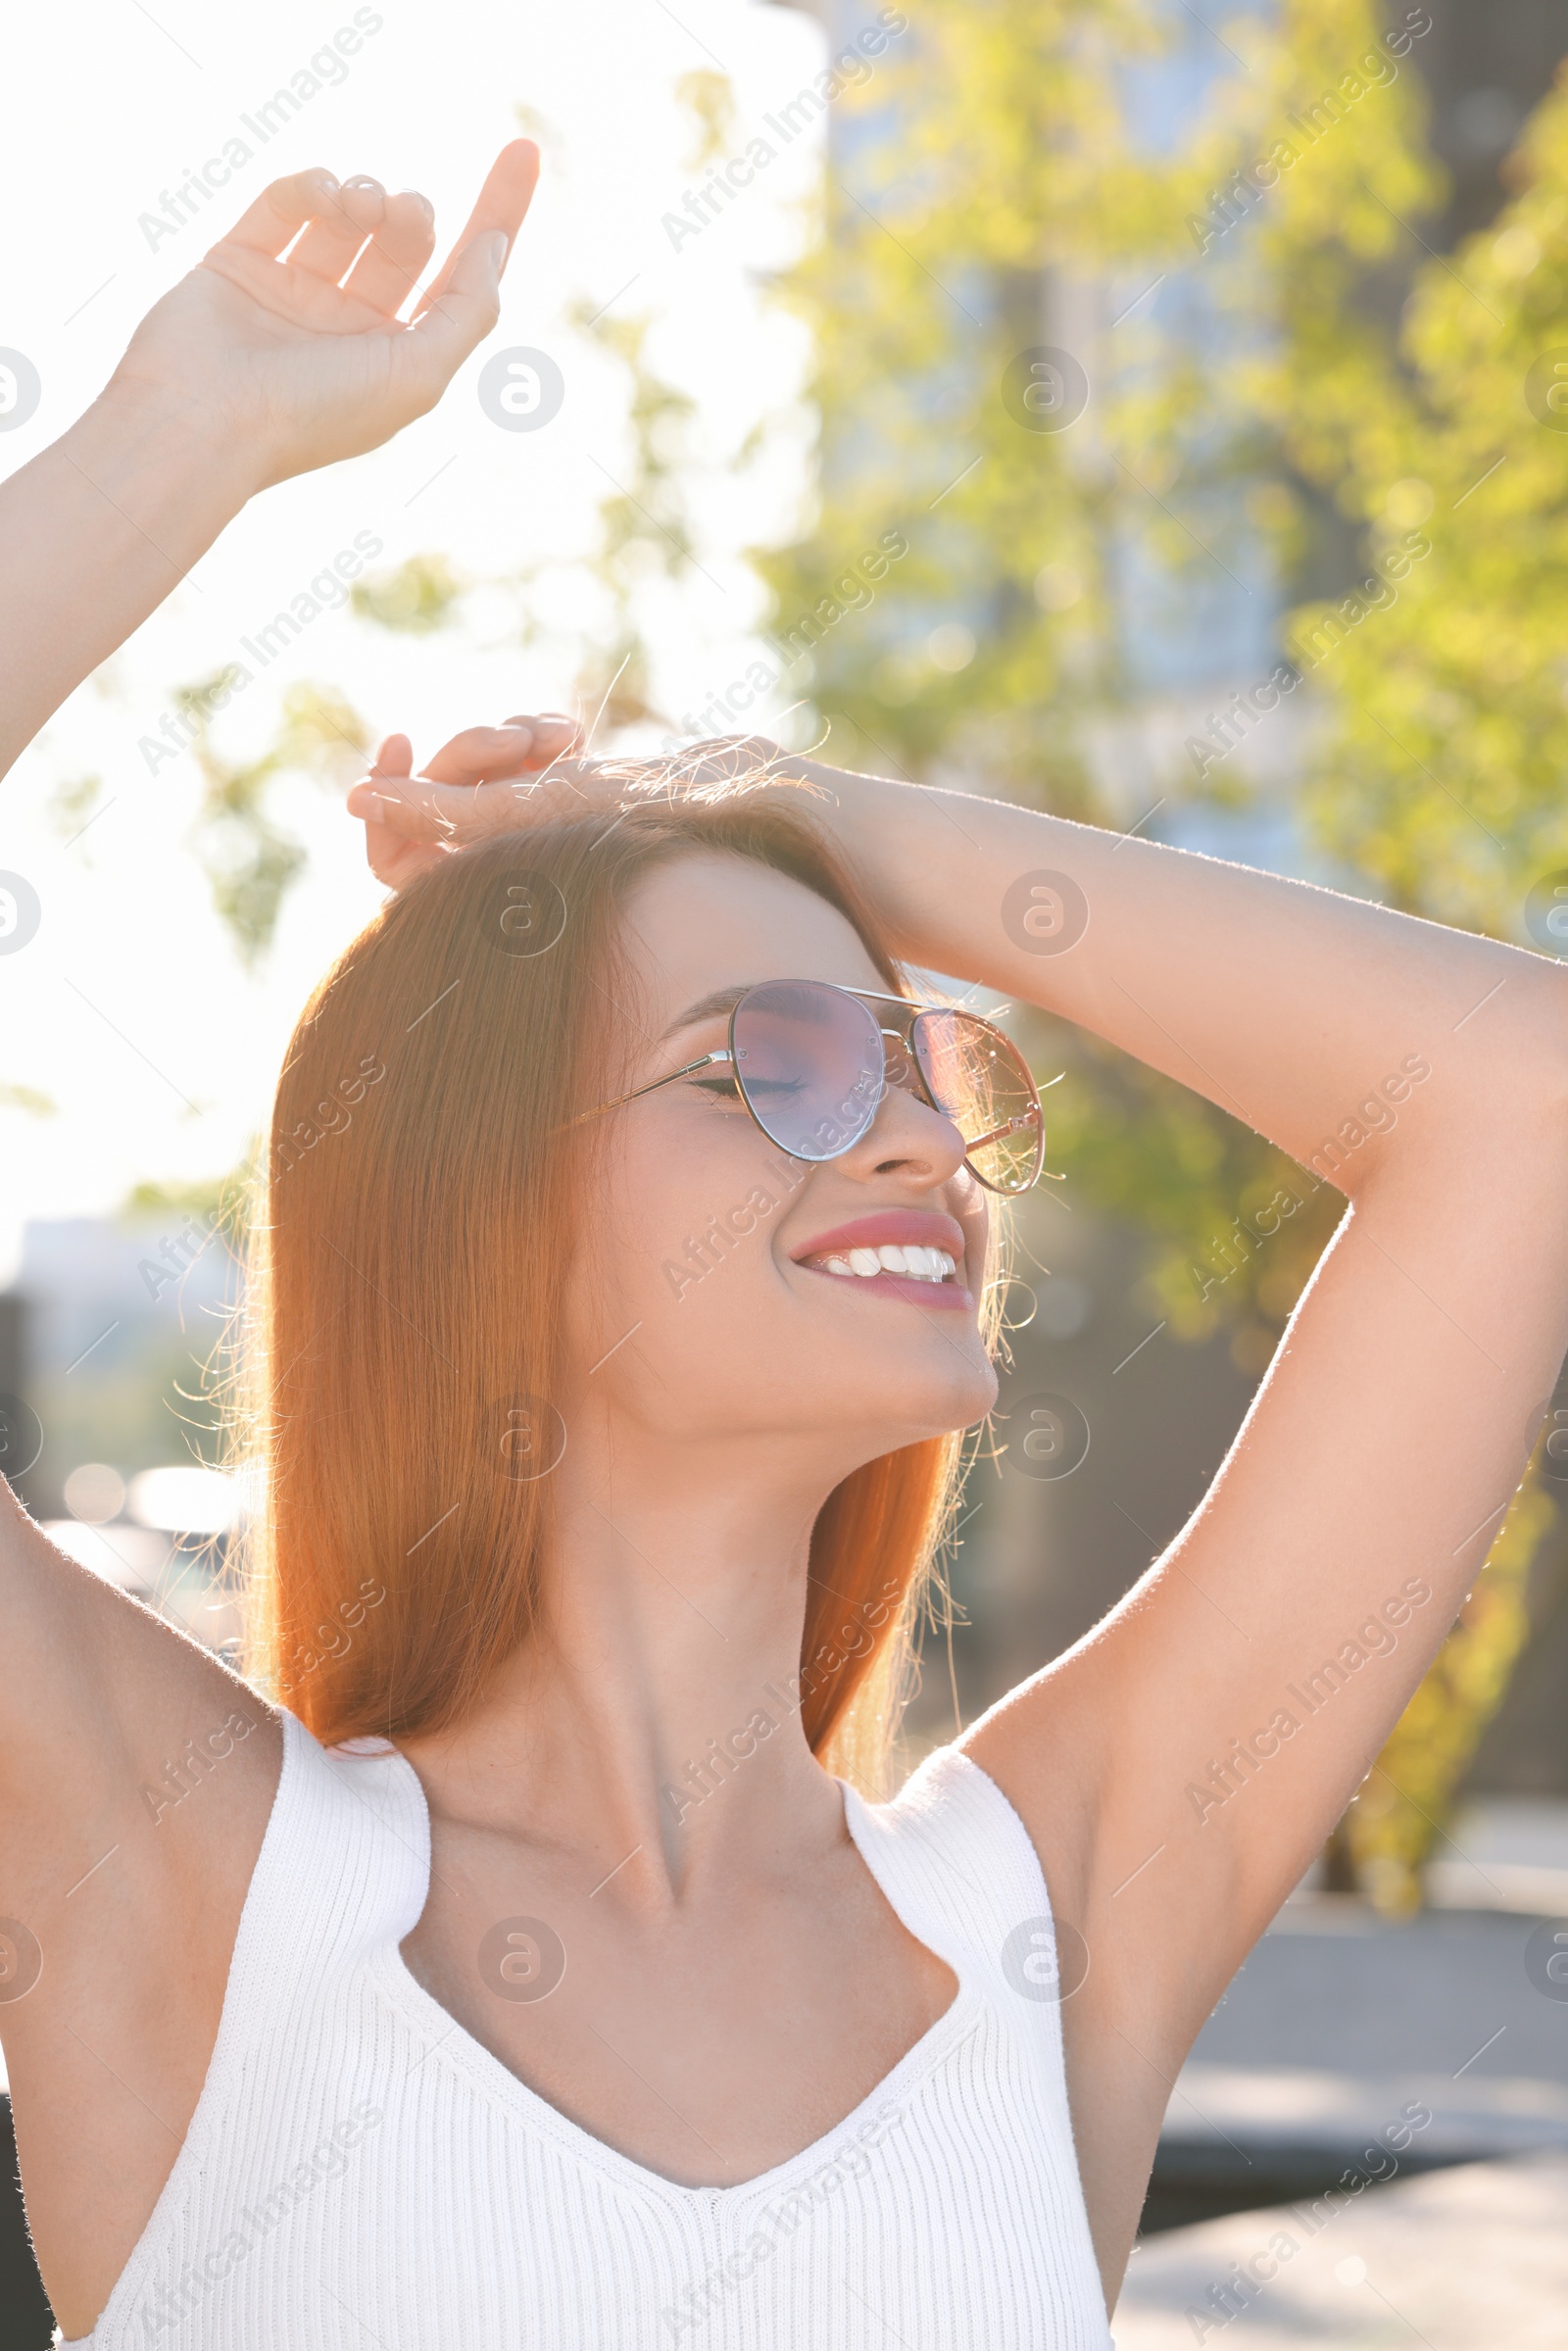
[755,0,1566,1907]
[183,676,372,966]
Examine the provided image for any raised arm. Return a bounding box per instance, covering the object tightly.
[0,147,537,2332]
[790,753,1568,2278]
[0,142,537,779]
[347,722,1567,1174]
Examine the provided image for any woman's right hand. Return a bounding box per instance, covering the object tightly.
[103,143,540,490]
[0,144,541,782]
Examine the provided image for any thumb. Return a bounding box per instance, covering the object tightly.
[406,230,507,381]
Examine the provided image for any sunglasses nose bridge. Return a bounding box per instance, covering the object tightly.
[854,1047,974,1183]
[876,1025,921,1096]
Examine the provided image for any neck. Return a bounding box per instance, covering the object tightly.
[398,1422,865,1906]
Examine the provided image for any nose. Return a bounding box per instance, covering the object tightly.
[834,1060,970,1191]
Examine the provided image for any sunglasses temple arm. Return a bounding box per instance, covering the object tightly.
[566,1051,731,1128]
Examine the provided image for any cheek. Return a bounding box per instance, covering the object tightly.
[942,1174,991,1298]
[639,1158,735,1286]
[574,1120,784,1345]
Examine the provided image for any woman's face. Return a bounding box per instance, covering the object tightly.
[565,851,998,1486]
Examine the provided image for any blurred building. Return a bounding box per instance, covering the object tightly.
[5,1210,240,1507]
[0,1211,246,1646]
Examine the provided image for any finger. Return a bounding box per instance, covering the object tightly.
[217,166,349,260]
[411,139,539,322]
[372,732,414,778]
[503,712,583,758]
[347,772,465,840]
[418,720,576,787]
[341,190,437,317]
[286,173,385,284]
[362,813,448,891]
[347,770,527,843]
[396,228,505,400]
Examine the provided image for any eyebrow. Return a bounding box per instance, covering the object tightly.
[661,984,753,1042]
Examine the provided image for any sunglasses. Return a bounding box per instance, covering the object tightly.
[577,980,1046,1195]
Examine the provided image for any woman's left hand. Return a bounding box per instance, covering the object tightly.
[346,721,798,890]
[348,716,590,889]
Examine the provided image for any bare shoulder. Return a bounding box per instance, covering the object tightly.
[0,1486,283,2331]
[957,1648,1104,1923]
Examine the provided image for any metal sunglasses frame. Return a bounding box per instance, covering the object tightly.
[573,980,1047,1195]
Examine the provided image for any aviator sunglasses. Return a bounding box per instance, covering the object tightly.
[577,980,1047,1196]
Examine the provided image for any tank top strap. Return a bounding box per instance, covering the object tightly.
[843,1744,1070,2003]
[223,1711,430,2026]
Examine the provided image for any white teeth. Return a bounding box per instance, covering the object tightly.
[811,1243,959,1282]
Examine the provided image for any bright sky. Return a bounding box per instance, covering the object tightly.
[0,0,839,1278]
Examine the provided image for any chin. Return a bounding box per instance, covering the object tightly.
[819,1350,999,1451]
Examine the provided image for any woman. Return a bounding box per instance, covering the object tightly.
[2,147,1566,2351]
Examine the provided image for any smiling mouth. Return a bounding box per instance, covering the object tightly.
[803,1243,958,1285]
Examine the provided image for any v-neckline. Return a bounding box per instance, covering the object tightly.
[372,1750,981,2206]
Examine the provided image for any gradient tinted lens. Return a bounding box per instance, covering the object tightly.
[911,1010,1044,1194]
[731,981,886,1160]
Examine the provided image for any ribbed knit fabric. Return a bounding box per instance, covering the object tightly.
[60,1710,1112,2349]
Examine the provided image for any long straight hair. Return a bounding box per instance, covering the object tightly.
[237,789,999,1789]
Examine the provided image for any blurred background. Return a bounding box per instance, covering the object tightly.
[4,0,1568,2339]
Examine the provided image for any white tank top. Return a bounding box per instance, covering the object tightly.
[60,1710,1112,2348]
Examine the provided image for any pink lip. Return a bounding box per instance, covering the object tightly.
[790,1208,975,1312]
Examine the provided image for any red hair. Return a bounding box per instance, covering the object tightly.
[237,792,995,1788]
